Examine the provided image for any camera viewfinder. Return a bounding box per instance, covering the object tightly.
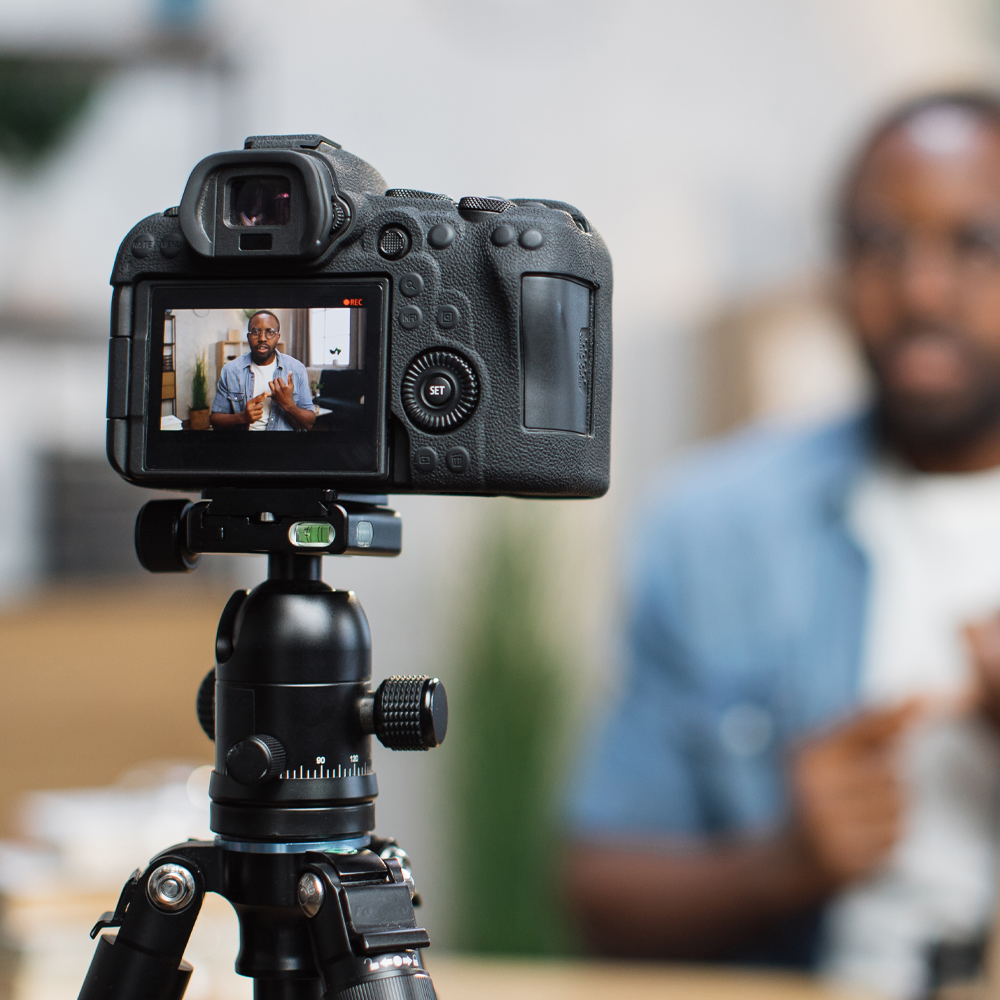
[230,176,291,227]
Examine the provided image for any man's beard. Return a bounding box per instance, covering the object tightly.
[252,345,276,364]
[869,326,1000,453]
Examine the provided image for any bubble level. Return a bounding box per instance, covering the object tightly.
[288,521,334,547]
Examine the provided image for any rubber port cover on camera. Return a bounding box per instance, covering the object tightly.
[491,225,516,247]
[427,224,455,249]
[399,305,422,330]
[413,447,438,473]
[399,273,424,297]
[446,448,470,474]
[519,228,545,250]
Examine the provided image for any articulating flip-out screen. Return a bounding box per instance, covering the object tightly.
[144,282,385,475]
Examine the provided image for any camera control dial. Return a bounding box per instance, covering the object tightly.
[401,350,478,432]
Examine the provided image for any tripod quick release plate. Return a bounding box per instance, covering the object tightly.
[136,490,401,572]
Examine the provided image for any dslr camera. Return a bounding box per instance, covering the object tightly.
[79,135,613,1000]
[106,134,612,498]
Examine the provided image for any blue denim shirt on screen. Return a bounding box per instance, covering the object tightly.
[212,350,314,431]
[567,414,873,844]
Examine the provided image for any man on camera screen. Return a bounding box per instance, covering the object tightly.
[568,91,1000,999]
[210,310,316,431]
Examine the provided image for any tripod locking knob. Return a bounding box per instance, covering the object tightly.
[368,676,448,750]
[226,734,287,785]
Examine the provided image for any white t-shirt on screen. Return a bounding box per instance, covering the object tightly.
[248,359,277,431]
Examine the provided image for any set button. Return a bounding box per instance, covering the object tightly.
[420,375,455,408]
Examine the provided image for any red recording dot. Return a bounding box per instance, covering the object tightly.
[343,299,350,305]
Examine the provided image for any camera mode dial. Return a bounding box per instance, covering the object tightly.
[401,350,478,432]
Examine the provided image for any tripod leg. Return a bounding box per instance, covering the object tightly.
[78,853,208,1000]
[254,979,323,1000]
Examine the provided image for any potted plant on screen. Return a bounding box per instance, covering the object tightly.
[189,352,210,430]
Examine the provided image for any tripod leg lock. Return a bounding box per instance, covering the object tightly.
[299,853,436,1000]
[90,868,143,938]
[78,846,216,1000]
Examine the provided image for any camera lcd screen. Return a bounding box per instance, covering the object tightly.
[143,281,387,477]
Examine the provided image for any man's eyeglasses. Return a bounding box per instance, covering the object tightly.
[845,218,1000,277]
[248,328,280,341]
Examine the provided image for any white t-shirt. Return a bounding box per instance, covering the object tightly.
[248,359,276,431]
[822,457,1000,999]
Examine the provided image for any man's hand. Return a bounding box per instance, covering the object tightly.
[790,701,919,887]
[965,614,1000,728]
[567,702,920,959]
[267,373,316,431]
[244,392,267,425]
[269,374,296,412]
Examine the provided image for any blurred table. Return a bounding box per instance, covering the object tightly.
[4,894,877,1000]
[425,955,876,1000]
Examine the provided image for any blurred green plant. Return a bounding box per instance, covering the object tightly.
[451,504,575,955]
[0,58,103,166]
[191,352,209,411]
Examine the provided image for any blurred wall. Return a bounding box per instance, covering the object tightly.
[0,0,997,949]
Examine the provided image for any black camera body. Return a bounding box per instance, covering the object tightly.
[106,134,612,497]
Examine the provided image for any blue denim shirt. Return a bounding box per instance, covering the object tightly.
[211,350,314,431]
[567,414,872,841]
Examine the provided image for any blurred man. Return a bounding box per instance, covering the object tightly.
[566,92,1000,999]
[211,310,316,431]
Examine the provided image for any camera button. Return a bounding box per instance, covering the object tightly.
[436,305,460,330]
[413,447,438,473]
[131,233,156,258]
[399,305,423,330]
[379,226,412,260]
[491,225,516,247]
[445,448,470,474]
[427,224,455,249]
[399,272,424,297]
[160,233,184,258]
[519,228,545,250]
[420,375,455,409]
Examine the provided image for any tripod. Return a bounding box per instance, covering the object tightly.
[76,490,446,1000]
